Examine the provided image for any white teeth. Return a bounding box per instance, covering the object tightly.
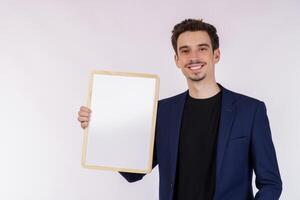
[190,66,201,70]
[189,64,204,70]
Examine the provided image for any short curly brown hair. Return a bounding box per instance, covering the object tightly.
[171,19,219,55]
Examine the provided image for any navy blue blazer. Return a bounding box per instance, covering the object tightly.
[120,84,282,200]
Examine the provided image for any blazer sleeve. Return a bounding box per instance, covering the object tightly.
[251,101,282,199]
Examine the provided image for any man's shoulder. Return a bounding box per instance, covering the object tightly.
[225,88,265,113]
[158,90,187,104]
[228,89,262,104]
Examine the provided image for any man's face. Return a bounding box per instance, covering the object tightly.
[175,31,220,82]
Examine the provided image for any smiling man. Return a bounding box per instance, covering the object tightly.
[77,19,282,200]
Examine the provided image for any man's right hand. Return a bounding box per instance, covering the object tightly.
[77,106,92,129]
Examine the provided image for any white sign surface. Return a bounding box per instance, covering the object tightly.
[82,70,159,174]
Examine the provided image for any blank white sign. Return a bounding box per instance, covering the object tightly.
[81,70,159,174]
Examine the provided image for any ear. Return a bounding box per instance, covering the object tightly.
[174,54,181,68]
[213,48,220,63]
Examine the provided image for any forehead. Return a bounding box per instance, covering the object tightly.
[177,31,211,48]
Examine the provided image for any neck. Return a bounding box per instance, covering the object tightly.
[187,79,221,99]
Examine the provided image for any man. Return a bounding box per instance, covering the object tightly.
[77,19,282,200]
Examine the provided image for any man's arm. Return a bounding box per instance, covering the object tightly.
[251,101,282,199]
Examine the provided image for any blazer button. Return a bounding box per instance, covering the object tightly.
[170,183,173,190]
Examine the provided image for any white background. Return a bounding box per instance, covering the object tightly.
[0,0,299,199]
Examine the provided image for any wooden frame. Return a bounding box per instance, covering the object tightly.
[81,70,160,174]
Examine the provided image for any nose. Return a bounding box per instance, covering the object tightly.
[189,49,201,61]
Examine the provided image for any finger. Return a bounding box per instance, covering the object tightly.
[81,122,88,129]
[80,106,92,113]
[78,111,90,117]
[78,116,89,122]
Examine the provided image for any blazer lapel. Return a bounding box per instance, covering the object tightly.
[169,90,188,183]
[216,84,236,178]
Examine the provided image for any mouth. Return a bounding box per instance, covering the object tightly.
[187,63,206,70]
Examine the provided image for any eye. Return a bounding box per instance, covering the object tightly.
[181,50,189,54]
[200,48,207,51]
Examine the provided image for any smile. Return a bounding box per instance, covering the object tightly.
[187,63,205,70]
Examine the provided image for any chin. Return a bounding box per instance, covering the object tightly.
[188,73,206,82]
[189,76,205,82]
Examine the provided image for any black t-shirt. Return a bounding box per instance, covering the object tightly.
[174,90,222,200]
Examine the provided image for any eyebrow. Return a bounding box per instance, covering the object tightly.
[178,43,211,51]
